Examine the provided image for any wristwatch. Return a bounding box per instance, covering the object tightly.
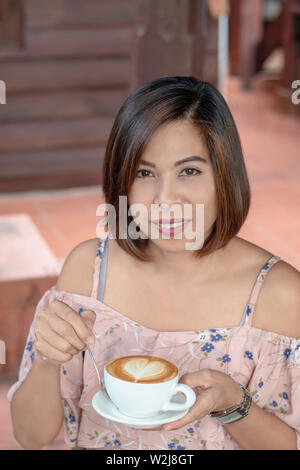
[209,383,252,425]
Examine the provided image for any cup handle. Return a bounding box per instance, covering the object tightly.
[161,384,196,412]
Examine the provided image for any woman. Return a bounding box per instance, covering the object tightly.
[8,77,300,450]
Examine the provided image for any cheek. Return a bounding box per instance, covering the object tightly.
[128,184,153,226]
[192,183,217,229]
[191,175,216,205]
[203,189,217,222]
[129,182,153,205]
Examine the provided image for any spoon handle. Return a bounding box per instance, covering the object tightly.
[78,308,104,390]
[86,343,105,391]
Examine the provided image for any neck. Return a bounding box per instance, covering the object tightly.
[143,238,233,284]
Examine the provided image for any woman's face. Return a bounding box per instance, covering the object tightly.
[128,119,217,252]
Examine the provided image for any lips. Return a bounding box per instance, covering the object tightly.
[152,219,188,224]
[151,219,192,234]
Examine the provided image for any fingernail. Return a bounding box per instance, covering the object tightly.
[86,336,94,345]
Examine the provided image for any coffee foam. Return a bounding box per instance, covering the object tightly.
[106,355,178,383]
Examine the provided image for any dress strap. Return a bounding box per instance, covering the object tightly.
[97,234,109,302]
[239,255,282,327]
[90,235,108,299]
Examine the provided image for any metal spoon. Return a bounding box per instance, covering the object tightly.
[85,343,105,392]
[78,308,105,392]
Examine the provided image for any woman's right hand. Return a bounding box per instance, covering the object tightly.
[33,300,96,366]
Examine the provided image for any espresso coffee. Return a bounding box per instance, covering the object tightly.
[105,355,178,383]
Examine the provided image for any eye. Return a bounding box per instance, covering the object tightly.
[136,169,153,178]
[180,168,202,176]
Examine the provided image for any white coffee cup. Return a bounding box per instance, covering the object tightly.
[103,360,196,418]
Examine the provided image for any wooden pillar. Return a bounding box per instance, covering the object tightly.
[0,0,24,48]
[281,0,299,88]
[130,0,216,92]
[229,0,241,75]
[239,0,263,90]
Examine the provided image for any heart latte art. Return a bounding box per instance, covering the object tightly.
[105,355,178,383]
[124,358,166,381]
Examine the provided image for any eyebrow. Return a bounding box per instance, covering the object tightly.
[139,156,208,168]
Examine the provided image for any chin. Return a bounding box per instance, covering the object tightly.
[150,237,199,252]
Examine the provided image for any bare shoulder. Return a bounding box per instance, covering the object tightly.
[232,237,300,337]
[253,257,300,337]
[56,238,100,296]
[232,236,273,263]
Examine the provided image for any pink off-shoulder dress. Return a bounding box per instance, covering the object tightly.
[7,235,300,450]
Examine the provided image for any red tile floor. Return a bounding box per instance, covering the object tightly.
[0,73,299,449]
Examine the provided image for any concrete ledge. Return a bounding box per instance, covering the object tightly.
[0,214,60,281]
[0,214,60,376]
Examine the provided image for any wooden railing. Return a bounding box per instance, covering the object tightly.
[229,0,300,89]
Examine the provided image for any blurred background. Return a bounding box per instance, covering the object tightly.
[0,0,299,449]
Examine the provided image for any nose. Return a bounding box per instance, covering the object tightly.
[153,180,182,208]
[153,182,184,217]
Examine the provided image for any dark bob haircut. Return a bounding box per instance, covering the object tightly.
[102,76,251,262]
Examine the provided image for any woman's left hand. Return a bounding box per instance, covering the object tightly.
[146,369,244,432]
[162,369,244,430]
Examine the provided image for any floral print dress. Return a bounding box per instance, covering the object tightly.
[7,235,300,450]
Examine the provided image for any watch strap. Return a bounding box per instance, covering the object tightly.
[209,383,252,424]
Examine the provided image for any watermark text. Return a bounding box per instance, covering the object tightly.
[95,197,205,251]
[0,340,6,364]
[291,80,300,105]
[0,80,6,104]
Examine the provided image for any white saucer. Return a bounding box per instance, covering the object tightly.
[92,390,190,429]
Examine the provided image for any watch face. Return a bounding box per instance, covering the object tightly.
[218,410,246,424]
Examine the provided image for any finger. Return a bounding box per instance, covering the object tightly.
[35,335,73,364]
[162,388,216,431]
[35,327,80,356]
[79,309,97,331]
[50,301,94,344]
[42,313,87,350]
[178,369,214,389]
